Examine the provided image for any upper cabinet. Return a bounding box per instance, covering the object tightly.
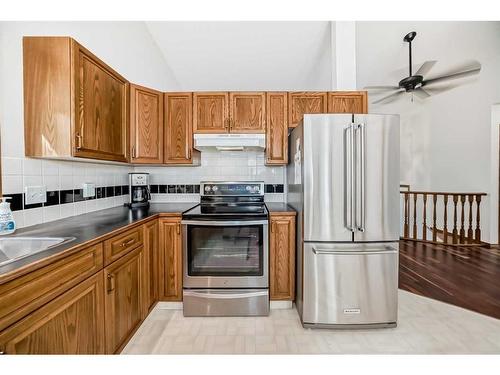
[229,92,266,133]
[24,37,129,163]
[130,84,164,164]
[328,91,368,114]
[265,92,288,165]
[164,93,194,164]
[193,92,229,133]
[288,92,328,128]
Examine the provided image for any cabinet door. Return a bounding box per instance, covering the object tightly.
[229,92,266,133]
[288,92,327,128]
[164,93,193,164]
[265,92,288,165]
[143,220,159,315]
[158,217,182,301]
[0,273,105,354]
[130,84,163,164]
[73,42,129,162]
[328,91,368,114]
[193,92,229,133]
[104,247,143,354]
[270,215,296,301]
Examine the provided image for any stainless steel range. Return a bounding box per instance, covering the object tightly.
[182,181,269,317]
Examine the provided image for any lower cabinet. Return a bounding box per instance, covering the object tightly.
[0,272,105,354]
[269,214,296,301]
[104,246,144,354]
[143,219,159,315]
[158,216,183,301]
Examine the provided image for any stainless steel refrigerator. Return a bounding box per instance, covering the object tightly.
[287,114,399,328]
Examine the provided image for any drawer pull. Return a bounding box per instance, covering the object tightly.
[121,238,135,247]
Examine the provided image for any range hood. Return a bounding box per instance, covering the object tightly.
[194,134,265,152]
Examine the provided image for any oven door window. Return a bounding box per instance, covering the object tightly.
[187,225,263,277]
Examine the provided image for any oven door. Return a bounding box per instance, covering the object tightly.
[182,219,269,288]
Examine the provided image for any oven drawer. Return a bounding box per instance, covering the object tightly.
[183,289,269,316]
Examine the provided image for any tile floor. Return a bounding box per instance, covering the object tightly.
[122,290,500,354]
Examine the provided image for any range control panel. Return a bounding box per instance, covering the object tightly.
[200,182,264,196]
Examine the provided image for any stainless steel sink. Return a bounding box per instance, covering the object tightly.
[0,237,76,266]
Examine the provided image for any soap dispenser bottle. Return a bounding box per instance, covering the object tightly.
[0,197,16,235]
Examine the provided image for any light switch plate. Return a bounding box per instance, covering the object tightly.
[25,186,47,205]
[82,183,96,198]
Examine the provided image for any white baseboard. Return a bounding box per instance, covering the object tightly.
[270,301,293,310]
[156,302,183,310]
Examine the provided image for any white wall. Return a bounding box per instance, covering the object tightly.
[146,21,333,91]
[356,21,500,242]
[0,21,176,227]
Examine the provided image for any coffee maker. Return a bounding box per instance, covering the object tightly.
[126,173,151,208]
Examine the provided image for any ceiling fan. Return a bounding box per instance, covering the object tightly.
[364,31,482,104]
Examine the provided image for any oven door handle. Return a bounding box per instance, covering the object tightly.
[183,290,268,299]
[181,220,269,226]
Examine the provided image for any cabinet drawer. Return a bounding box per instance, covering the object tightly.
[104,226,143,266]
[0,243,103,332]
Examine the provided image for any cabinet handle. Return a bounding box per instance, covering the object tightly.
[177,223,181,235]
[107,274,115,293]
[121,238,135,247]
[224,118,229,131]
[75,134,82,150]
[187,148,191,160]
[271,222,276,233]
[132,146,136,159]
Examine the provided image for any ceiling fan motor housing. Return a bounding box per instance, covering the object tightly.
[398,75,423,91]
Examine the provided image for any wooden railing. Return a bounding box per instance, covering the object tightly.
[401,190,487,246]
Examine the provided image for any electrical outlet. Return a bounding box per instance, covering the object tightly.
[82,183,96,198]
[25,186,47,205]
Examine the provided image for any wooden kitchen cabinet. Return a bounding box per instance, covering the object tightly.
[328,91,368,114]
[23,37,129,163]
[130,84,164,164]
[164,92,194,164]
[269,213,296,301]
[158,216,183,301]
[0,273,105,354]
[288,92,328,128]
[229,92,266,133]
[143,220,159,314]
[265,92,288,165]
[104,247,144,354]
[193,92,229,133]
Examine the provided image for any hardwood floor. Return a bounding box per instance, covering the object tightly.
[399,240,500,319]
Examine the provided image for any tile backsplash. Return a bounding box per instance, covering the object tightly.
[1,150,286,229]
[2,157,133,228]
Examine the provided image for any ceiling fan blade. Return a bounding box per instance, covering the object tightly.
[364,85,400,91]
[424,83,461,95]
[372,90,404,104]
[423,61,481,86]
[413,88,431,99]
[414,60,437,77]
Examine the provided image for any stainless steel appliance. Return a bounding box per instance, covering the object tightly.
[288,114,400,328]
[126,173,151,208]
[182,181,269,316]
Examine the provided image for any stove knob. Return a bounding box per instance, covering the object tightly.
[204,185,211,192]
[212,186,218,192]
[245,185,251,191]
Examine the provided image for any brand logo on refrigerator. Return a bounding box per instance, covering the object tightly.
[343,308,361,314]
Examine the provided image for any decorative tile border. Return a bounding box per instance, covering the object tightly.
[3,183,285,212]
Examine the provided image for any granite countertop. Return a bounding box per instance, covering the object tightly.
[266,203,297,214]
[0,203,197,280]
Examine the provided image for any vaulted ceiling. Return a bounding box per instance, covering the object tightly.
[145,21,333,91]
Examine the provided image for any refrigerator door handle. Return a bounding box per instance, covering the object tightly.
[312,248,397,256]
[356,123,366,232]
[344,124,355,232]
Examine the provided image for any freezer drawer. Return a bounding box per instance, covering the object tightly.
[183,289,269,317]
[302,242,398,327]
